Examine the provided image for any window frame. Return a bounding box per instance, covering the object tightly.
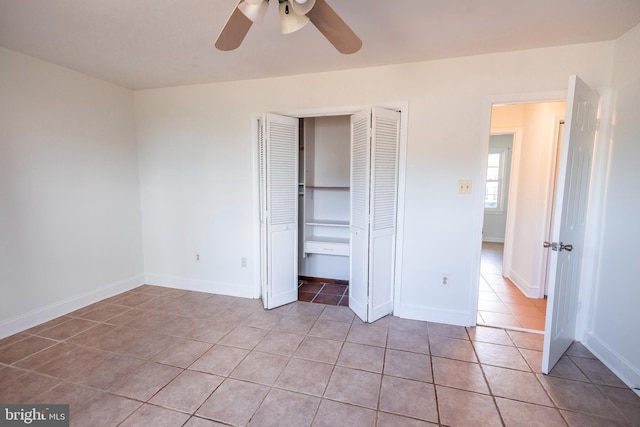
[484,148,508,213]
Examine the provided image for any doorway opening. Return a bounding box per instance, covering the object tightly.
[297,115,351,308]
[477,101,566,332]
[478,242,548,330]
[258,105,407,324]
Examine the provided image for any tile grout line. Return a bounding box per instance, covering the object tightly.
[427,326,443,426]
[466,326,508,427]
[309,283,325,303]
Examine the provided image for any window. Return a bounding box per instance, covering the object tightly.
[485,151,504,210]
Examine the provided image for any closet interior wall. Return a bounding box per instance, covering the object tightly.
[298,115,351,282]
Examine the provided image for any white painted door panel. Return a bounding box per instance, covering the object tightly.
[542,76,600,373]
[349,107,400,323]
[262,113,299,309]
[349,109,371,322]
[368,107,400,322]
[259,119,268,307]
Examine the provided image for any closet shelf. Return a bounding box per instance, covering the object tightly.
[306,236,349,244]
[306,186,350,190]
[305,219,349,227]
[304,236,349,256]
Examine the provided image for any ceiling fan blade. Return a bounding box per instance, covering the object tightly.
[215,2,253,51]
[306,0,362,54]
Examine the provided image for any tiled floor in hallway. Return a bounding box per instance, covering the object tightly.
[1,285,638,426]
[478,242,547,331]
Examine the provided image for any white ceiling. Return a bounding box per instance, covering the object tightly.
[1,0,639,90]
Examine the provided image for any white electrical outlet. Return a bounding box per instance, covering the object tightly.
[441,275,449,286]
[195,254,200,262]
[457,180,472,194]
[241,257,247,268]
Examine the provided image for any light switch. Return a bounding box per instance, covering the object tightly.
[458,180,472,194]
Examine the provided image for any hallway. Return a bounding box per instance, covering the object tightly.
[478,243,547,331]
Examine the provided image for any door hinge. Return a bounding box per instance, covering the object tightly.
[543,241,573,252]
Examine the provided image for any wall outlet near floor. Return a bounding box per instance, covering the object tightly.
[195,254,200,262]
[441,275,449,286]
[241,257,247,268]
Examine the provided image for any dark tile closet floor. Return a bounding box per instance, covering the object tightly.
[298,277,349,306]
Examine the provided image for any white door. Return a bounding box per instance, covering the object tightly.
[349,108,400,322]
[260,113,299,309]
[368,107,400,322]
[542,76,600,373]
[349,110,371,321]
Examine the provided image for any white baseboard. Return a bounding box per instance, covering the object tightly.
[144,274,255,300]
[393,303,473,327]
[507,269,540,298]
[583,332,640,393]
[0,274,144,339]
[482,238,505,243]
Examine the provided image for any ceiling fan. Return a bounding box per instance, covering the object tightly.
[215,0,362,54]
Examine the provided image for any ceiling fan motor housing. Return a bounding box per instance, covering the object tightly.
[216,0,362,54]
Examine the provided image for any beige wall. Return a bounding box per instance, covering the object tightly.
[491,104,525,129]
[585,23,640,388]
[0,47,144,335]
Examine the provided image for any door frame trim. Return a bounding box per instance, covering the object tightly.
[472,91,567,325]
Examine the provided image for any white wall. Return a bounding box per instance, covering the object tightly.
[583,23,640,390]
[134,41,614,326]
[0,47,144,337]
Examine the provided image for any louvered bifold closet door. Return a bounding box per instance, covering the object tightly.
[368,107,400,322]
[264,113,299,309]
[259,118,268,308]
[349,110,372,322]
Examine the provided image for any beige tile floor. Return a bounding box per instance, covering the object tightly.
[478,242,547,331]
[1,285,639,426]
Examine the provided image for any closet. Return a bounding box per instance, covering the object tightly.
[299,116,351,281]
[259,108,401,323]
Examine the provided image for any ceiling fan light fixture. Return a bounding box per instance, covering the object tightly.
[238,0,269,24]
[279,1,309,34]
[290,0,316,15]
